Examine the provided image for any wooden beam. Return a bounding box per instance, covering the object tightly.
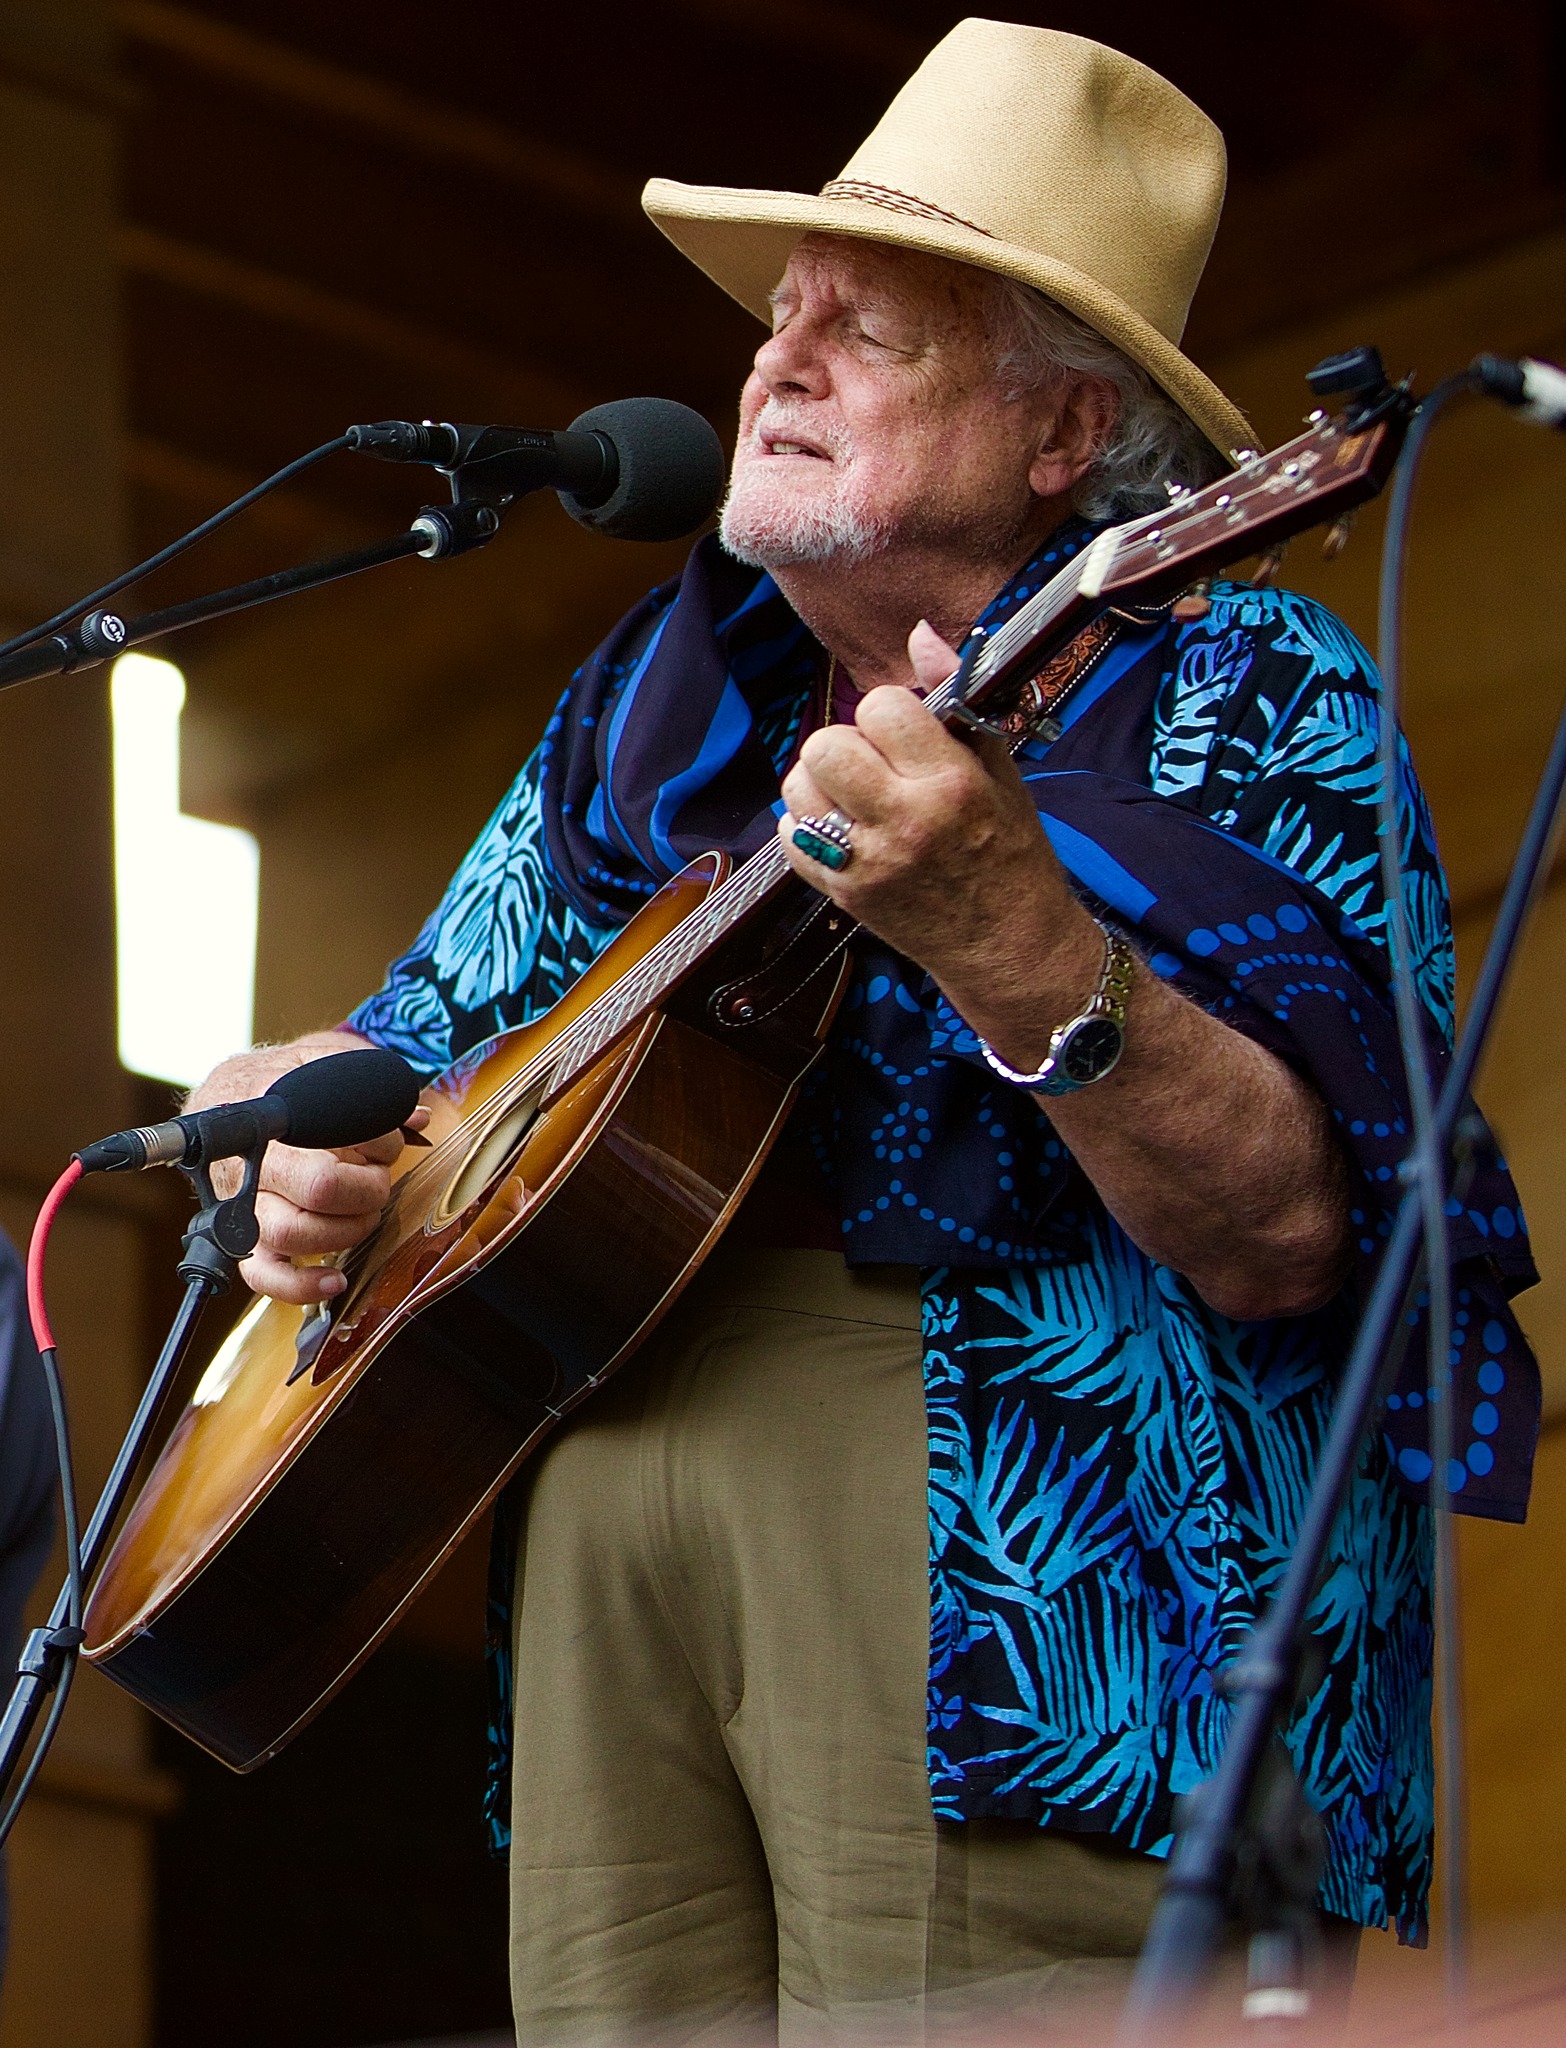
[119,223,589,417]
[116,0,638,224]
[670,0,924,73]
[0,43,136,120]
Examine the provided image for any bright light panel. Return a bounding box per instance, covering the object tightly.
[112,652,259,1088]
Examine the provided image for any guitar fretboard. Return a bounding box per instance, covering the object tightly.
[539,837,794,1098]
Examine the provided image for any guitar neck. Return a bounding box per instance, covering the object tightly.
[936,407,1409,725]
[538,839,797,1102]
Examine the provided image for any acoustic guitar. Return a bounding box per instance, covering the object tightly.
[82,380,1410,1770]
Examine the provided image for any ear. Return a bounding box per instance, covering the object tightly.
[1027,374,1118,501]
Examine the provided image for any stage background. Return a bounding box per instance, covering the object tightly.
[0,2,1563,2040]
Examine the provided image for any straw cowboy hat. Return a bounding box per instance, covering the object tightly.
[642,18,1255,468]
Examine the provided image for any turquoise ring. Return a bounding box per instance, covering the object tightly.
[791,809,855,872]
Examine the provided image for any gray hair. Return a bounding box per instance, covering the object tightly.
[984,274,1224,522]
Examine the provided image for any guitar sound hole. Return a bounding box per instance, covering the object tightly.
[432,1088,545,1227]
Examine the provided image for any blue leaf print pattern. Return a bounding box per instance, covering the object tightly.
[1152,584,1453,1037]
[430,762,554,1008]
[347,549,1525,1940]
[347,745,619,1073]
[928,581,1462,1946]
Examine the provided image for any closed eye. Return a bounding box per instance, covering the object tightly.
[852,319,919,359]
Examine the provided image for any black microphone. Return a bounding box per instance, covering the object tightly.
[1471,354,1566,430]
[75,1048,422,1175]
[347,396,726,542]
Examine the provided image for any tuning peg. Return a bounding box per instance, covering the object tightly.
[1250,544,1287,588]
[1172,578,1212,620]
[1321,511,1356,560]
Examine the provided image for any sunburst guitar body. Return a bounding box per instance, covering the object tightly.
[83,855,851,1769]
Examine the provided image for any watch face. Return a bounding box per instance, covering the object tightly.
[1056,1015,1125,1085]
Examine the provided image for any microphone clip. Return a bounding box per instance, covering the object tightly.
[409,500,504,560]
[178,1148,265,1286]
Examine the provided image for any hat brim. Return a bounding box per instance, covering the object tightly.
[643,178,1257,470]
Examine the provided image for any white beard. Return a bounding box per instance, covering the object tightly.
[718,479,890,570]
[718,408,892,569]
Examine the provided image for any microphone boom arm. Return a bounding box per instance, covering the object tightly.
[0,500,501,693]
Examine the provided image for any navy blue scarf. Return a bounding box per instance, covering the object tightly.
[537,532,1538,1521]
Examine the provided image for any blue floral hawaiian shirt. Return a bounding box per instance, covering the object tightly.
[348,538,1536,1947]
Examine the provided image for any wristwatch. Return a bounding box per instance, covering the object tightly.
[977,922,1135,1096]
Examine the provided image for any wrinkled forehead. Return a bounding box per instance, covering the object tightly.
[772,232,992,330]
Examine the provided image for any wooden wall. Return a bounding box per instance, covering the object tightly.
[0,4,174,2043]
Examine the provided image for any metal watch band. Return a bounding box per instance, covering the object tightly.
[975,922,1135,1093]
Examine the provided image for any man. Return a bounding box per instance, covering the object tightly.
[190,22,1538,2041]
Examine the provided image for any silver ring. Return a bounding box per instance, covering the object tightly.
[791,809,855,872]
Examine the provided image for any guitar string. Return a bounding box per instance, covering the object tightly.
[339,429,1347,1259]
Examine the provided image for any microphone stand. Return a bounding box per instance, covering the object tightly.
[1116,656,1566,2038]
[0,478,513,1820]
[0,1147,269,1821]
[0,499,500,692]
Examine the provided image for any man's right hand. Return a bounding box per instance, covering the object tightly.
[184,1032,429,1305]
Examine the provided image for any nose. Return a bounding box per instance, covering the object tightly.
[753,313,830,401]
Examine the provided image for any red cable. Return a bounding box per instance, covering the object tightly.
[26,1159,82,1355]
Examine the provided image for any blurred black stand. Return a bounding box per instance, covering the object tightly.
[1116,631,1566,2040]
[0,1145,262,1826]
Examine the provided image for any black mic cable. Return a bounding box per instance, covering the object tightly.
[1370,346,1565,2014]
[0,435,352,666]
[0,395,725,681]
[1372,371,1474,2012]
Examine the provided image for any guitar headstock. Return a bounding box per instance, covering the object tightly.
[939,348,1414,731]
[1081,405,1410,608]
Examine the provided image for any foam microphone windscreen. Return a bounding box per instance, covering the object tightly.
[265,1049,422,1151]
[559,397,726,542]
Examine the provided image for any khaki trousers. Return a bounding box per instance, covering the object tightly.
[508,1250,1350,2045]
